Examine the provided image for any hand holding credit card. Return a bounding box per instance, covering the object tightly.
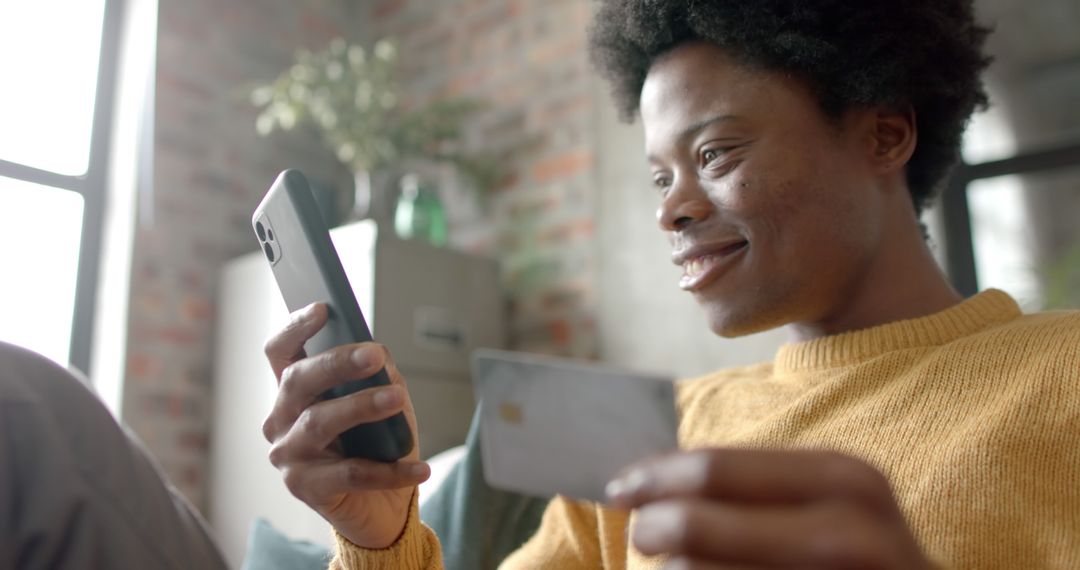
[471,349,679,502]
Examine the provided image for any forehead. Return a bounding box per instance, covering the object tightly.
[639,42,817,155]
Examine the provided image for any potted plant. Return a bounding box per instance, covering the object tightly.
[251,37,499,240]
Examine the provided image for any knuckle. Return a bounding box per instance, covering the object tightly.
[821,452,883,488]
[320,347,350,378]
[376,344,395,370]
[808,503,883,567]
[860,464,892,494]
[295,408,326,442]
[264,312,307,357]
[819,449,857,472]
[345,463,375,487]
[807,524,848,564]
[279,362,303,396]
[262,336,279,359]
[807,506,857,561]
[261,415,277,443]
[281,467,307,499]
[267,442,288,469]
[826,453,894,512]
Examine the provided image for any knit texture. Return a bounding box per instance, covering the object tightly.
[332,290,1080,569]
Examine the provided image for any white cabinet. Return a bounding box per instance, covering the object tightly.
[207,220,504,567]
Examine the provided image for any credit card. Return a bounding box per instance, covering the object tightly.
[471,349,678,502]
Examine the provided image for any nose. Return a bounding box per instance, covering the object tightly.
[657,176,713,232]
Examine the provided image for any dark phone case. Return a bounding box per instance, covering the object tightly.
[252,169,413,462]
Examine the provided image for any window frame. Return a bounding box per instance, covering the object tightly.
[941,140,1080,297]
[0,0,124,373]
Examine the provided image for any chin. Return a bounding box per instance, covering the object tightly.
[699,290,796,338]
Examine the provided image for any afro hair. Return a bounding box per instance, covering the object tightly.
[587,0,993,213]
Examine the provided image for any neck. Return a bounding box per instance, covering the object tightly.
[786,214,963,344]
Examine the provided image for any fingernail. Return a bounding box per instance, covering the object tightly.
[605,479,628,502]
[373,387,401,410]
[630,504,672,553]
[411,463,430,478]
[352,346,373,367]
[606,469,649,502]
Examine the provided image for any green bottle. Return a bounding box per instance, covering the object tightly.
[394,173,448,247]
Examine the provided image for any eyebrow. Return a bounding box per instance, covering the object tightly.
[647,114,740,163]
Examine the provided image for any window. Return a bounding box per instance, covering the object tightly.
[941,132,1080,308]
[0,0,120,370]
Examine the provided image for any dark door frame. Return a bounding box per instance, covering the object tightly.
[940,140,1080,297]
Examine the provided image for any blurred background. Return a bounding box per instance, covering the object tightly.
[0,0,1077,566]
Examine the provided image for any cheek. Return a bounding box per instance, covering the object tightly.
[736,170,871,273]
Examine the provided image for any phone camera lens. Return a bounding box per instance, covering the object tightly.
[267,228,274,242]
[264,242,275,263]
[255,221,266,242]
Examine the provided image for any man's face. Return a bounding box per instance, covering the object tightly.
[641,42,887,337]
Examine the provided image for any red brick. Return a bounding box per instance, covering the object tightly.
[373,0,407,20]
[527,36,586,66]
[537,93,592,124]
[301,13,342,39]
[181,465,202,490]
[507,0,524,18]
[531,150,594,183]
[128,353,164,379]
[182,298,214,321]
[156,70,214,102]
[547,319,572,345]
[178,430,209,452]
[537,219,595,243]
[147,325,202,346]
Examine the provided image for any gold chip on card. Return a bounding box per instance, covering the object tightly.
[499,401,523,425]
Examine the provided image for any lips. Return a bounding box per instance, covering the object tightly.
[673,239,749,291]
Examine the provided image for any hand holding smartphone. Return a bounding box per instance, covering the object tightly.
[253,169,413,462]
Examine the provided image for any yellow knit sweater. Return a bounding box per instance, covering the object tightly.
[332,290,1080,569]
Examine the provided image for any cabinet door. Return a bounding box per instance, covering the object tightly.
[371,234,505,378]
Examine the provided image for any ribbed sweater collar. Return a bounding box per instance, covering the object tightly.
[774,289,1021,374]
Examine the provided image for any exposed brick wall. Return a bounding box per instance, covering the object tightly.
[123,0,359,510]
[364,0,601,358]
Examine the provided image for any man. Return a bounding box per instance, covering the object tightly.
[262,1,1080,568]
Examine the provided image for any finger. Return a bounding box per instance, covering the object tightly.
[277,384,407,453]
[633,498,911,569]
[607,449,899,520]
[262,342,390,443]
[264,303,328,380]
[280,458,431,507]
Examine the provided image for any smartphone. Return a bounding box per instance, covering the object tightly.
[471,349,678,502]
[252,169,413,462]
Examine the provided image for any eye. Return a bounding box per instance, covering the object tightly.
[702,148,722,165]
[652,174,672,191]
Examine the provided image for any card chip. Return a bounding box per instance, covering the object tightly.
[499,401,523,425]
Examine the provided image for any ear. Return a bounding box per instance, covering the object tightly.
[866,104,917,175]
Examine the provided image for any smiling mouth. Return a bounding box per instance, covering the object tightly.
[679,241,749,291]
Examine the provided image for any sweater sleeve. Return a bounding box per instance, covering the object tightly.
[498,496,604,569]
[329,493,444,570]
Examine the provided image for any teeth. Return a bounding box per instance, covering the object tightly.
[686,256,711,278]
